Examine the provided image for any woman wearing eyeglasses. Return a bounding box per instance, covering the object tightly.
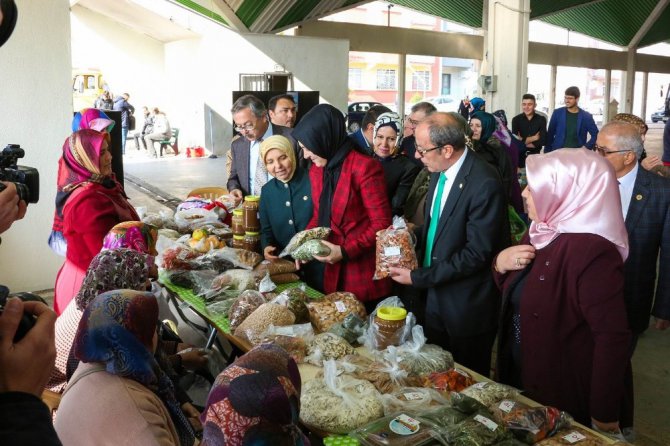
[372,112,421,217]
[292,104,392,311]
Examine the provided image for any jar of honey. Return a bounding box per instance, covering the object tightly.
[244,231,261,253]
[232,234,245,249]
[374,306,407,350]
[243,196,260,232]
[231,209,245,236]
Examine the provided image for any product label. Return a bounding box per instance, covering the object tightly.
[473,382,488,389]
[454,368,469,377]
[334,301,347,313]
[384,246,401,257]
[403,392,424,401]
[474,415,498,431]
[498,400,515,413]
[389,414,421,435]
[562,432,587,443]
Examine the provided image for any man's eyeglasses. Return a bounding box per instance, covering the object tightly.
[415,142,443,157]
[406,118,421,127]
[234,123,255,132]
[594,144,631,156]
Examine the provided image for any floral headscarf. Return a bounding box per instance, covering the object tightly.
[201,343,309,446]
[74,290,195,446]
[103,221,158,257]
[373,112,404,152]
[72,108,115,133]
[74,248,150,311]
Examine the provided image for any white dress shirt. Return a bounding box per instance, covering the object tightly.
[618,162,638,220]
[429,149,469,218]
[249,124,274,194]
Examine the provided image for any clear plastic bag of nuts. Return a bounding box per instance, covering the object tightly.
[306,292,367,332]
[374,216,418,280]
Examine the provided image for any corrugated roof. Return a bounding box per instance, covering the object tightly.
[389,0,482,28]
[235,0,272,28]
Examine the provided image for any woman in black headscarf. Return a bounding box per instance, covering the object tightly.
[292,104,392,310]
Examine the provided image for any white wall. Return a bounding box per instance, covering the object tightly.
[70,5,166,117]
[0,0,72,291]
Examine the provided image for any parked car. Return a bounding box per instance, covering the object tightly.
[651,107,667,123]
[347,101,383,133]
[423,95,458,112]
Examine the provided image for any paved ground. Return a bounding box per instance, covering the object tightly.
[121,123,670,445]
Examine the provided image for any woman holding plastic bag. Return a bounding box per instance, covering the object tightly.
[291,104,392,309]
[493,149,632,437]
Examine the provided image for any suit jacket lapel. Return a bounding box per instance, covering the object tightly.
[434,152,473,241]
[625,168,651,232]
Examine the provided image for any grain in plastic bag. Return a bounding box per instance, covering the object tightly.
[461,381,519,407]
[212,269,257,291]
[338,353,423,394]
[390,325,454,375]
[374,216,418,280]
[234,302,295,344]
[380,387,449,416]
[300,360,384,434]
[488,399,573,444]
[279,227,331,258]
[227,290,266,331]
[270,287,310,323]
[305,332,356,366]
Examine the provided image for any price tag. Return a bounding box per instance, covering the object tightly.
[389,414,420,435]
[334,301,347,313]
[473,382,488,389]
[474,415,498,431]
[562,432,587,443]
[403,392,424,401]
[498,400,515,413]
[384,246,401,257]
[454,368,469,378]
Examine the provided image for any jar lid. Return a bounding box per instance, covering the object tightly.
[377,306,407,321]
[244,195,260,202]
[233,209,243,216]
[245,231,260,236]
[233,235,244,240]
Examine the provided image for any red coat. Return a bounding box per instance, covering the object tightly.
[307,150,392,301]
[494,233,632,425]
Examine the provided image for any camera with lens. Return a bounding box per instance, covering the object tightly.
[0,286,47,342]
[0,144,39,204]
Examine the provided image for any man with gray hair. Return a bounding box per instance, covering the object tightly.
[227,94,298,203]
[401,101,437,167]
[597,121,670,348]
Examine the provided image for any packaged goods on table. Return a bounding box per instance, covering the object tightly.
[234,302,295,344]
[300,360,384,434]
[260,334,308,363]
[144,211,179,231]
[443,407,513,446]
[388,326,454,375]
[205,295,238,316]
[157,228,181,240]
[307,292,367,333]
[328,313,367,345]
[305,333,356,366]
[228,290,266,331]
[417,393,488,428]
[363,297,415,350]
[164,269,195,288]
[271,287,310,323]
[338,354,423,394]
[174,207,220,232]
[269,272,300,284]
[373,216,419,280]
[160,246,201,270]
[291,239,331,261]
[534,427,610,446]
[198,247,262,270]
[380,387,449,416]
[488,399,572,444]
[461,382,519,407]
[189,270,220,297]
[350,412,445,446]
[279,227,332,258]
[211,269,258,292]
[422,368,476,394]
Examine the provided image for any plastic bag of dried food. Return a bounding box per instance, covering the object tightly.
[350,412,445,446]
[328,313,367,345]
[227,290,266,331]
[269,273,300,284]
[212,269,257,291]
[461,381,519,407]
[279,227,331,258]
[157,228,181,241]
[291,239,331,261]
[373,216,418,280]
[259,334,308,363]
[307,292,367,333]
[271,288,310,323]
[258,273,276,293]
[339,353,423,394]
[263,322,315,341]
[190,270,220,297]
[417,393,487,430]
[164,270,194,288]
[380,387,449,416]
[300,360,384,434]
[534,427,609,446]
[200,247,262,270]
[174,208,219,232]
[205,297,238,317]
[422,367,476,395]
[443,410,512,446]
[142,213,165,229]
[234,303,295,344]
[305,332,356,366]
[253,259,297,278]
[390,326,454,375]
[488,399,573,444]
[160,246,202,270]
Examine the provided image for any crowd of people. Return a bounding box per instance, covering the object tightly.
[1,0,669,439]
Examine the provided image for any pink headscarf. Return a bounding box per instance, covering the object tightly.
[526,148,629,260]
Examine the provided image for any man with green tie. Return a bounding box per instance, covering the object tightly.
[390,112,508,376]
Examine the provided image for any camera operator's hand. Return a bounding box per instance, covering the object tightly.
[0,298,56,396]
[0,182,27,234]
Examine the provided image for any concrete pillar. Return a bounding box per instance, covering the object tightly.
[398,53,406,116]
[603,69,612,124]
[641,71,648,121]
[623,48,636,113]
[549,65,557,116]
[481,0,531,114]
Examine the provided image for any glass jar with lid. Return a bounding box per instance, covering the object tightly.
[373,306,407,350]
[243,196,260,232]
[232,234,245,250]
[244,231,261,253]
[231,209,245,236]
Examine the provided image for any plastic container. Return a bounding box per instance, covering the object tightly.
[244,231,261,253]
[243,195,260,232]
[231,209,245,235]
[232,234,245,249]
[374,306,407,349]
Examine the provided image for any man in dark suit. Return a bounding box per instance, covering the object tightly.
[389,112,508,376]
[349,105,390,155]
[598,121,670,350]
[227,94,298,203]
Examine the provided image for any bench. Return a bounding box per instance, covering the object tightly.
[159,128,179,156]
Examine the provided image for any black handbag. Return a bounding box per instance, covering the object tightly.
[128,113,136,131]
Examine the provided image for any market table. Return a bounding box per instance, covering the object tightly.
[159,273,620,445]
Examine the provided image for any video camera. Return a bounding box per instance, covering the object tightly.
[0,144,39,204]
[0,286,46,342]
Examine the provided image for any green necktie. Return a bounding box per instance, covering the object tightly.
[424,172,447,267]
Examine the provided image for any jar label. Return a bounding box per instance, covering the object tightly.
[384,246,401,257]
[389,414,420,435]
[474,415,498,431]
[334,301,347,313]
[562,432,587,443]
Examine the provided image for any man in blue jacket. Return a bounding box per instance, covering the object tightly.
[545,86,598,152]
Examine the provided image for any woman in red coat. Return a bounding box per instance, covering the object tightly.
[292,104,392,309]
[53,129,139,314]
[493,148,631,437]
